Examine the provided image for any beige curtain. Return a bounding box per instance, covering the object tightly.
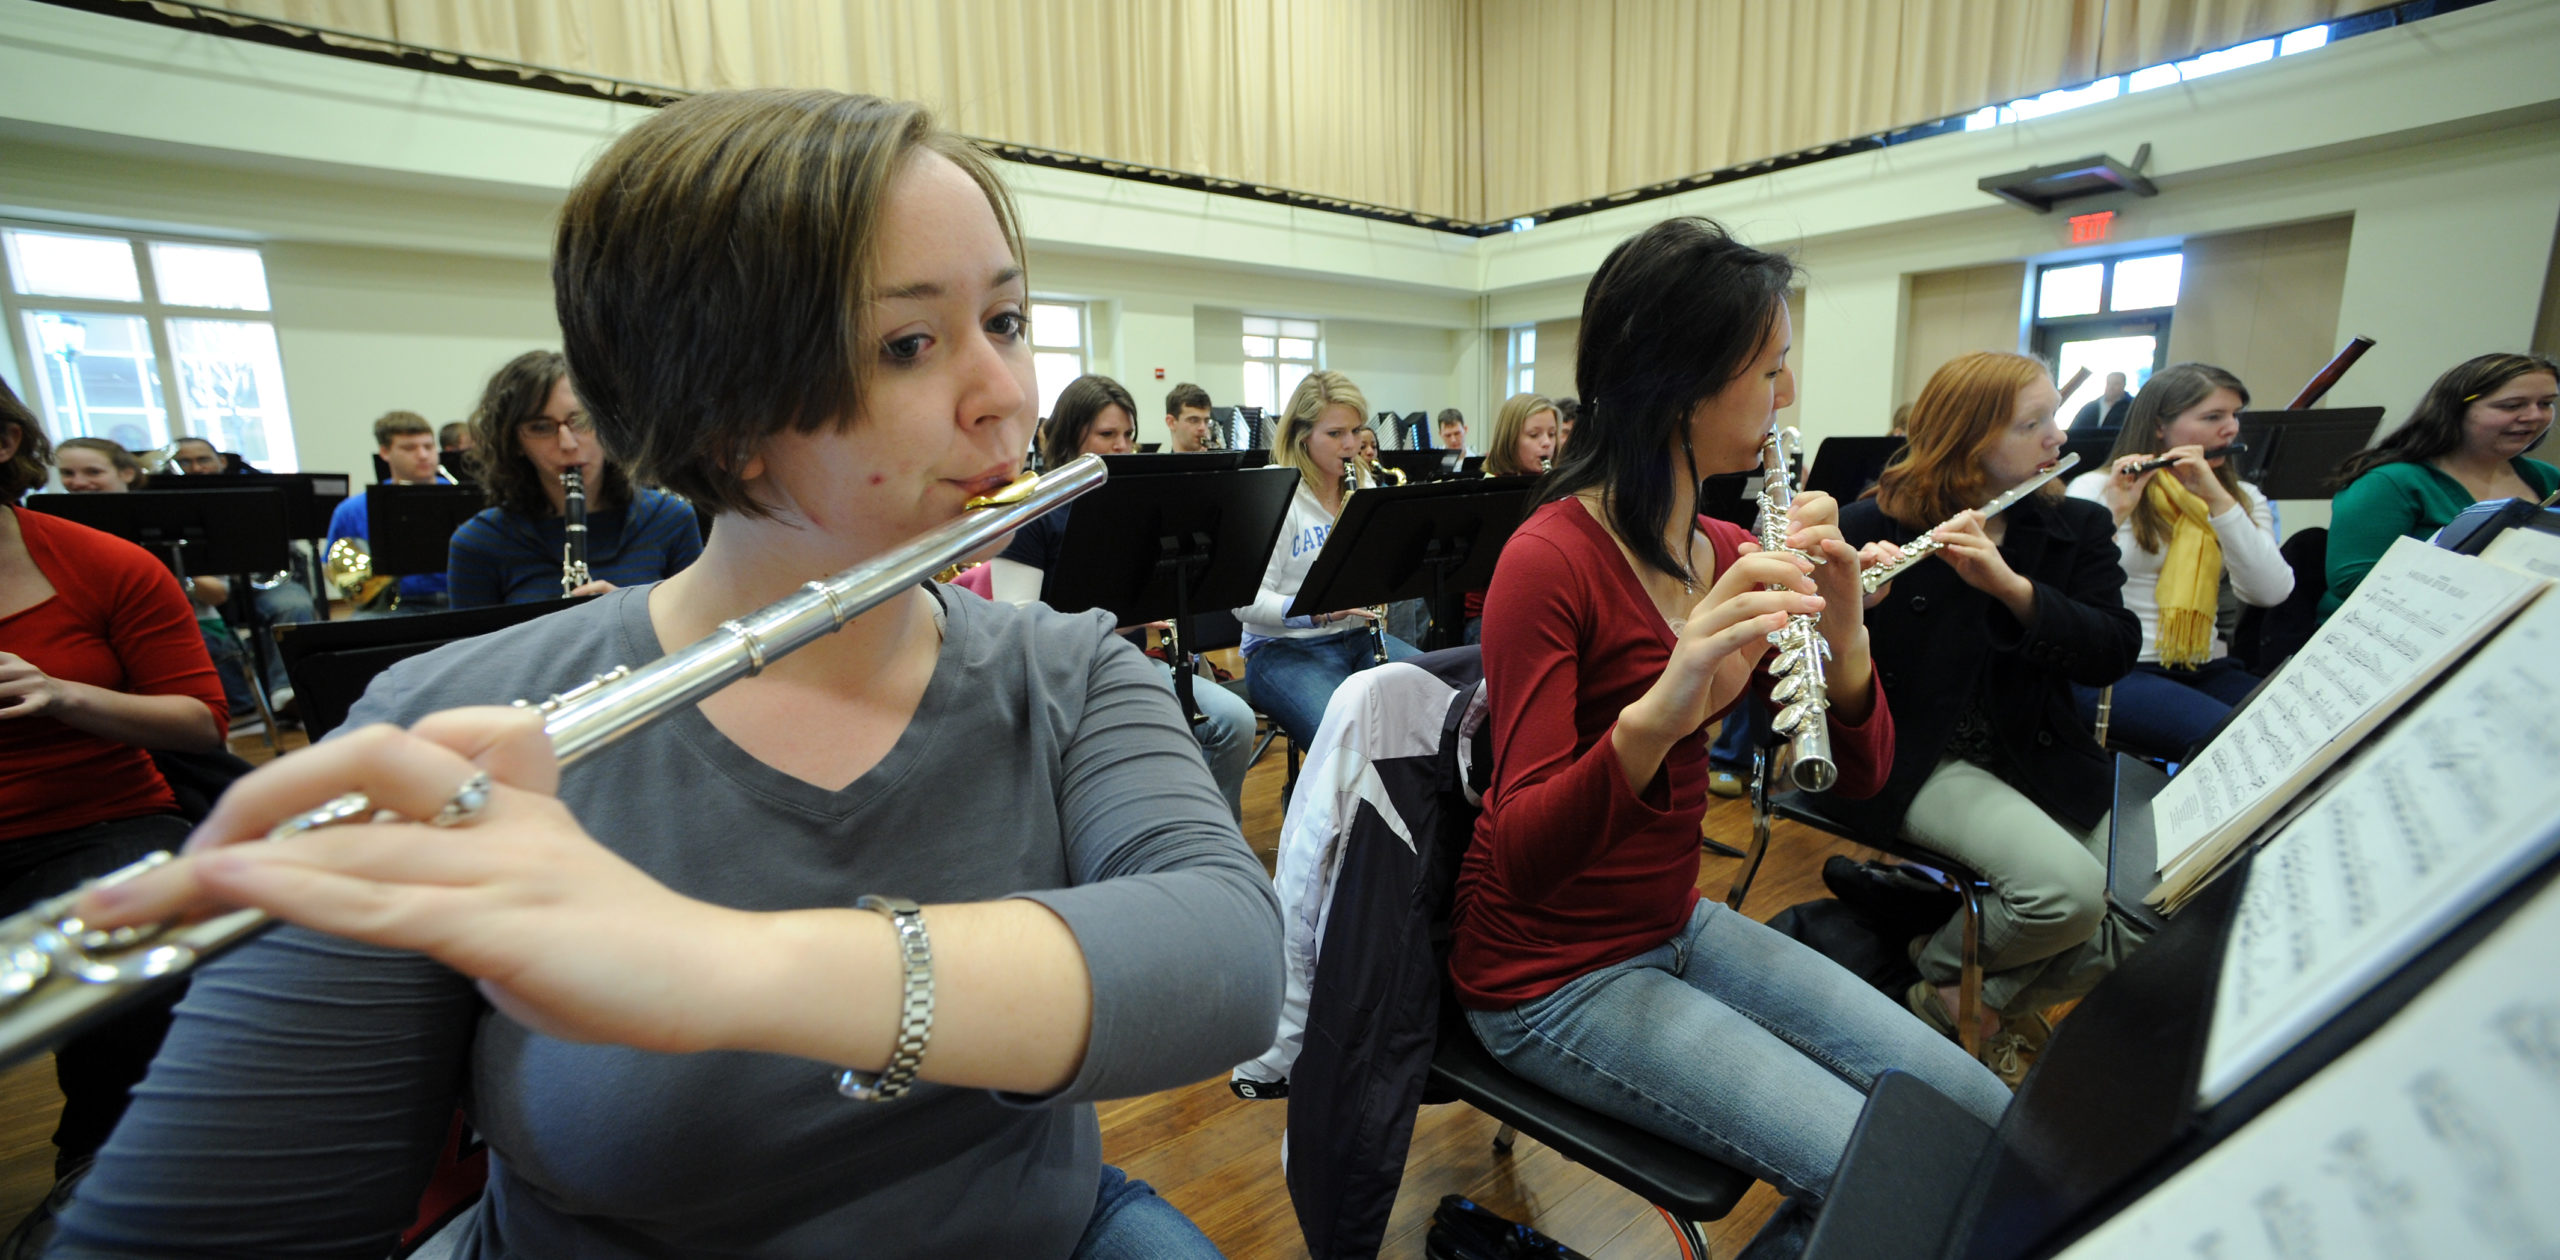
[137,0,2392,224]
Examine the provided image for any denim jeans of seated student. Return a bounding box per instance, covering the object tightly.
[1709,698,1764,773]
[1156,658,1255,820]
[1071,1165,1222,1259]
[1464,900,2012,1258]
[1243,628,1422,747]
[197,619,256,717]
[245,577,320,694]
[2070,658,2261,760]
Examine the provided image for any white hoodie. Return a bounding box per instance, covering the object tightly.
[1235,479,1352,652]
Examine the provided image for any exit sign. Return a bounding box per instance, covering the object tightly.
[2069,211,2115,244]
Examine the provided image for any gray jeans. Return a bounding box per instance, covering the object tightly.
[1901,758,2151,1015]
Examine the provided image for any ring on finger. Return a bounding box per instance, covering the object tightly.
[429,771,494,828]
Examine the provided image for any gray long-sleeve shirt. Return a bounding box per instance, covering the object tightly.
[55,584,1283,1258]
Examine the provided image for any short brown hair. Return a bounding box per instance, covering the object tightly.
[1165,382,1210,418]
[372,411,433,447]
[1872,352,2058,531]
[1,378,54,503]
[468,350,630,519]
[1040,374,1138,468]
[1436,408,1465,430]
[555,89,1023,518]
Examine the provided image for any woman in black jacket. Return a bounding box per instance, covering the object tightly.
[1836,350,2145,1083]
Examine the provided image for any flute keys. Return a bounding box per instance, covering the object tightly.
[1772,698,1825,736]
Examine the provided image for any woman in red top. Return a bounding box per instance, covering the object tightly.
[0,388,227,1187]
[1452,219,2010,1257]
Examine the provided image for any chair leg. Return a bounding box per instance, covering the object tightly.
[1491,1122,1516,1154]
[1655,1205,1711,1260]
[2093,683,2114,749]
[1724,744,1775,910]
[1956,878,1987,1059]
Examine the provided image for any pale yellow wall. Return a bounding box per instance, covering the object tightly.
[1901,263,2027,414]
[2166,217,2353,409]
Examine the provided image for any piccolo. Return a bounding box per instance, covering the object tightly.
[2125,443,2246,476]
[0,455,1111,1070]
[560,468,591,597]
[1754,428,1837,793]
[1858,453,2082,594]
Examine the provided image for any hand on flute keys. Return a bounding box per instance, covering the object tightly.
[1929,510,2037,620]
[2107,444,2237,516]
[1613,547,1820,792]
[1777,491,1876,724]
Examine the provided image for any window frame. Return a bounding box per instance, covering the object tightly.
[1508,324,1537,397]
[0,219,298,469]
[1241,315,1321,420]
[1027,297,1091,424]
[2028,249,2183,427]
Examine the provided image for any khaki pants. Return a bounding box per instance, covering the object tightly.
[1900,758,2151,1015]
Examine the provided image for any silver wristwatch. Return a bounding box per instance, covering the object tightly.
[835,895,934,1102]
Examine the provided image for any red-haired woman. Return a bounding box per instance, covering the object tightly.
[1834,351,2147,1082]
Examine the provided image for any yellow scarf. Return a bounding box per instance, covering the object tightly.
[2145,473,2221,669]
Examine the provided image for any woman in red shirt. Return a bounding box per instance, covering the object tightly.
[0,389,228,1189]
[1452,219,2010,1256]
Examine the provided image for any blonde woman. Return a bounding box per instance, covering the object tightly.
[1232,370,1421,744]
[1482,392,1560,478]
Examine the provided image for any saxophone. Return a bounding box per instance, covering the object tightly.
[1755,428,1837,793]
[560,468,591,596]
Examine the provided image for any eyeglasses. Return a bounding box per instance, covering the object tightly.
[519,415,596,441]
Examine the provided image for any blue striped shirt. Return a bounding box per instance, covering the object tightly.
[446,487,703,608]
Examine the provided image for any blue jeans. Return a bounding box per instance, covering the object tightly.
[1071,1164,1221,1259]
[1710,700,1764,771]
[1464,901,2012,1207]
[1157,660,1255,821]
[1243,629,1421,746]
[2071,658,2260,759]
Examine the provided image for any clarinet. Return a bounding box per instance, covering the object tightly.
[0,456,1111,1069]
[1858,453,2082,594]
[1341,464,1389,665]
[560,468,591,597]
[1754,428,1837,793]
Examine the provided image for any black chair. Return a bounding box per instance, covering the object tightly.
[277,599,592,740]
[1428,992,1757,1259]
[2237,525,2327,676]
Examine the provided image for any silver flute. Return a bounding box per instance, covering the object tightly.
[1754,428,1837,794]
[0,454,1110,1069]
[1857,453,2081,595]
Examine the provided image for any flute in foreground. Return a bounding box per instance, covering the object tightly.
[1858,453,2082,595]
[1754,427,1837,793]
[0,454,1111,1070]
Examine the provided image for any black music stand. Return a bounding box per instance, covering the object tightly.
[276,597,593,739]
[367,484,482,575]
[1289,476,1537,652]
[2237,406,2386,499]
[1696,471,1762,531]
[1040,467,1300,723]
[1375,449,1469,484]
[1806,436,1905,503]
[1100,452,1261,475]
[149,471,349,541]
[25,488,292,584]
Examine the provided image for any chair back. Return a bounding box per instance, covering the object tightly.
[2236,526,2327,674]
[278,599,592,739]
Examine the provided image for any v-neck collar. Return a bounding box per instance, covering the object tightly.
[1560,496,1705,648]
[615,581,954,822]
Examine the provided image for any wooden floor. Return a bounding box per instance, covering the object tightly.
[0,714,1883,1256]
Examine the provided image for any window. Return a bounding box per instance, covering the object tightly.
[2029,250,2184,428]
[1028,299,1088,423]
[1242,316,1320,416]
[1963,24,2330,131]
[1509,326,1537,397]
[3,224,298,469]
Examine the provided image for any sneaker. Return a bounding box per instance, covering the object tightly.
[1904,978,1960,1042]
[1708,768,1745,798]
[1981,1029,2031,1089]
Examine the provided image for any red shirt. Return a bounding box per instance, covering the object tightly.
[1449,498,1894,1008]
[1,507,226,842]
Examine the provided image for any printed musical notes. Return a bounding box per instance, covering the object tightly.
[2060,878,2560,1260]
[2200,591,2560,1103]
[2149,538,2546,911]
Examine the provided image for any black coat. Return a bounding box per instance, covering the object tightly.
[1832,492,2140,837]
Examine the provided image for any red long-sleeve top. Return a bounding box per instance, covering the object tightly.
[1,507,226,842]
[1450,498,1894,1008]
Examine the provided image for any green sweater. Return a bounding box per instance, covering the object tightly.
[2323,456,2560,616]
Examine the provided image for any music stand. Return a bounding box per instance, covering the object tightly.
[147,471,349,541]
[24,488,292,583]
[1805,437,1905,503]
[1289,476,1539,652]
[1376,450,1466,484]
[366,484,482,576]
[1696,472,1762,531]
[1101,452,1259,475]
[1039,467,1299,722]
[2237,406,2386,499]
[276,597,593,739]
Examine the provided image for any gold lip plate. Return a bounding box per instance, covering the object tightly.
[964,471,1042,510]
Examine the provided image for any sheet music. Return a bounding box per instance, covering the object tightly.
[2199,592,2560,1103]
[2150,537,2545,892]
[2059,877,2560,1260]
[2480,526,2560,581]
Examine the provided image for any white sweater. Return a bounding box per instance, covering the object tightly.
[1235,480,1350,651]
[2066,471,2294,663]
